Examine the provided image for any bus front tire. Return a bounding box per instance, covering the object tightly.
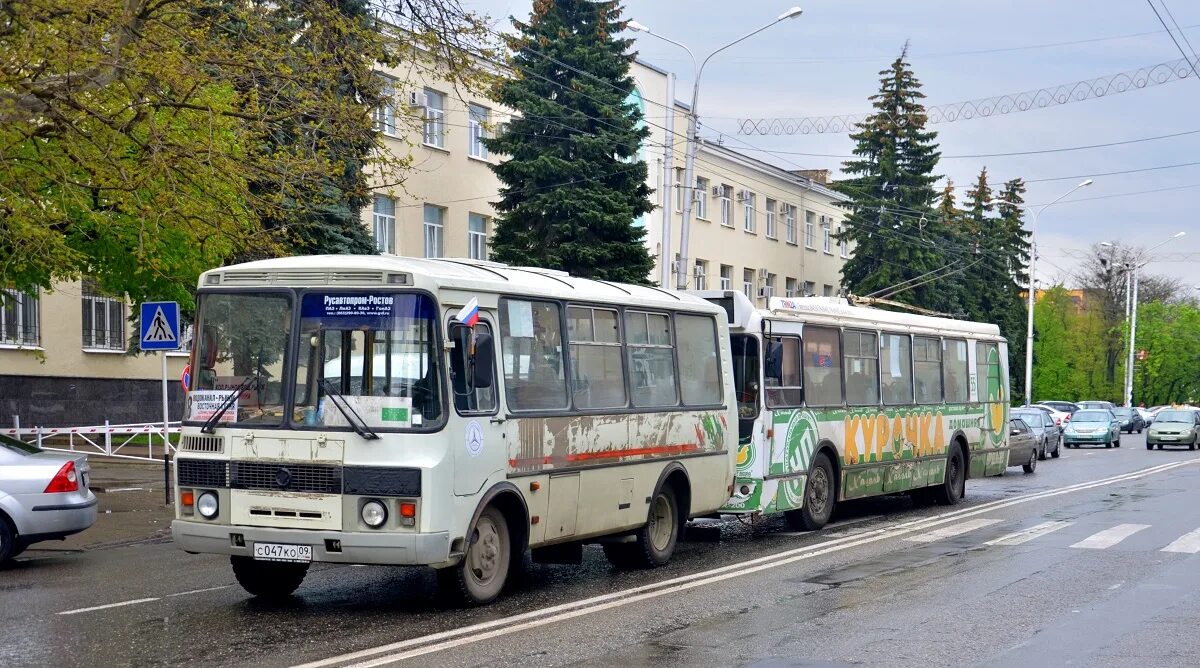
[785,452,835,531]
[934,444,966,506]
[604,485,679,569]
[439,505,512,606]
[230,556,308,600]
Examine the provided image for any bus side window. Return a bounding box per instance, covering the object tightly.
[765,335,803,407]
[943,339,969,404]
[676,314,722,405]
[880,333,913,405]
[914,336,943,404]
[500,299,568,411]
[844,330,879,406]
[450,321,497,414]
[803,326,843,406]
[626,311,678,408]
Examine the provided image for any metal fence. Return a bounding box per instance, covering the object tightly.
[4,417,178,462]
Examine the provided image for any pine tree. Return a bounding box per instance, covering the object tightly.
[835,46,946,308]
[992,177,1033,397]
[483,0,654,283]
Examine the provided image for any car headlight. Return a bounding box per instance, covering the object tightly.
[361,499,388,528]
[196,491,219,519]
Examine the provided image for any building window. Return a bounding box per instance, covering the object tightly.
[839,224,850,258]
[372,195,396,254]
[673,168,684,212]
[694,259,708,290]
[764,272,776,299]
[822,216,832,253]
[719,184,733,227]
[804,210,815,248]
[373,76,397,136]
[422,88,445,148]
[765,198,777,239]
[803,280,815,297]
[719,265,732,290]
[468,103,489,159]
[743,269,755,299]
[423,204,444,258]
[785,277,798,298]
[81,281,124,350]
[784,204,797,244]
[0,289,39,347]
[468,213,488,260]
[742,192,755,233]
[695,177,708,219]
[823,284,834,297]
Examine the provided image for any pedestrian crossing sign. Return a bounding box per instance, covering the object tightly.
[140,301,181,351]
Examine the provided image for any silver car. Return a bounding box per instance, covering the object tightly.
[1008,418,1040,474]
[0,435,96,563]
[1013,408,1062,460]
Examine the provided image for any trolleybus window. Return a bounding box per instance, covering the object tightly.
[844,330,879,406]
[567,306,627,409]
[731,334,759,423]
[626,310,678,408]
[765,335,803,408]
[802,326,842,406]
[914,336,943,404]
[676,314,722,405]
[976,341,1002,401]
[292,292,442,430]
[943,339,969,403]
[880,333,914,405]
[501,299,568,411]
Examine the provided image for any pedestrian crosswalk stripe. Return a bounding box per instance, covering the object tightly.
[1070,523,1150,549]
[1161,528,1200,554]
[905,518,1002,543]
[984,520,1074,546]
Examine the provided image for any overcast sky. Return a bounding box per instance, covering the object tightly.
[463,0,1200,292]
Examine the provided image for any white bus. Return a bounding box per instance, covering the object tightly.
[693,291,1011,530]
[172,256,736,604]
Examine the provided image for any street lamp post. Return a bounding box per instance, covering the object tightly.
[629,8,803,290]
[1101,231,1186,406]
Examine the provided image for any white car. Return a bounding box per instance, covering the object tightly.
[1029,404,1071,428]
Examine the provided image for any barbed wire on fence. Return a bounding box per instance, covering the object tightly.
[737,58,1197,135]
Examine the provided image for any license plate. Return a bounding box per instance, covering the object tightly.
[253,543,313,563]
[1160,436,1178,441]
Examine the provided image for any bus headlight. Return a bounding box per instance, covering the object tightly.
[196,491,219,519]
[361,500,388,528]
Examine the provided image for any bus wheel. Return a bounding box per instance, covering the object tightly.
[230,556,308,600]
[785,452,835,531]
[440,505,511,605]
[934,444,965,506]
[605,485,679,568]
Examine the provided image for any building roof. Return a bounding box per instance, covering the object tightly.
[698,139,848,203]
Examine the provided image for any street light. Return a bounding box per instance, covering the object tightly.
[629,8,804,289]
[1100,231,1186,406]
[986,178,1093,406]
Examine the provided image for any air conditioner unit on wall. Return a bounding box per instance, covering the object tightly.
[407,90,426,107]
[712,185,724,197]
[758,268,769,280]
[758,286,773,298]
[738,189,753,201]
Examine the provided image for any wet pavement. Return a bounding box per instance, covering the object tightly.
[4,434,1200,667]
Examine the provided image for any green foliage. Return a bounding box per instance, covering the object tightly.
[483,0,654,283]
[1126,302,1200,405]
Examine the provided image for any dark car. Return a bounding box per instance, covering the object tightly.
[1008,418,1040,473]
[1111,407,1145,434]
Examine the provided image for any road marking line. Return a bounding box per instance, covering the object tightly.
[293,459,1198,668]
[164,585,231,598]
[905,518,1001,543]
[57,598,160,616]
[1161,528,1200,553]
[1071,524,1150,549]
[984,520,1073,546]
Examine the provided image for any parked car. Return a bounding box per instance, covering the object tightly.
[1111,407,1145,433]
[1028,403,1071,428]
[1063,409,1122,449]
[1008,418,1040,473]
[1146,408,1200,450]
[1037,400,1080,416]
[1137,407,1156,425]
[1077,400,1116,411]
[0,435,96,563]
[1013,408,1062,460]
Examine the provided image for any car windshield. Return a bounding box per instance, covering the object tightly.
[1014,411,1042,425]
[188,292,293,426]
[0,434,41,455]
[1073,410,1111,424]
[1155,410,1195,424]
[1112,408,1132,418]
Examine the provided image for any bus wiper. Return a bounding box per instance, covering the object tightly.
[320,379,380,441]
[200,375,261,434]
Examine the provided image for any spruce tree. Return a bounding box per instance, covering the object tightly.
[992,177,1032,396]
[835,46,945,308]
[484,0,654,283]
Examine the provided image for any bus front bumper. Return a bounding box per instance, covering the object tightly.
[171,520,451,566]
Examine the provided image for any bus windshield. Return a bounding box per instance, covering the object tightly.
[292,292,443,431]
[730,334,759,438]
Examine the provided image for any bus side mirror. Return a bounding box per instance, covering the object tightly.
[765,341,783,380]
[472,331,494,389]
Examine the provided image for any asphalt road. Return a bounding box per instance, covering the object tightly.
[4,432,1200,668]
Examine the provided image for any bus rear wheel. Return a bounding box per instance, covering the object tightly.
[230,556,309,600]
[934,445,966,505]
[785,452,835,531]
[439,505,511,606]
[604,485,679,569]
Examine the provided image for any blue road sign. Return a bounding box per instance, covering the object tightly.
[140,301,181,351]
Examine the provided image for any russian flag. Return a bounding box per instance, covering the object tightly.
[455,297,480,327]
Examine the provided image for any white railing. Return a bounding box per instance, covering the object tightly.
[3,418,179,462]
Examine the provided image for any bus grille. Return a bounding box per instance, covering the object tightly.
[177,459,230,487]
[230,462,342,494]
[179,435,224,454]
